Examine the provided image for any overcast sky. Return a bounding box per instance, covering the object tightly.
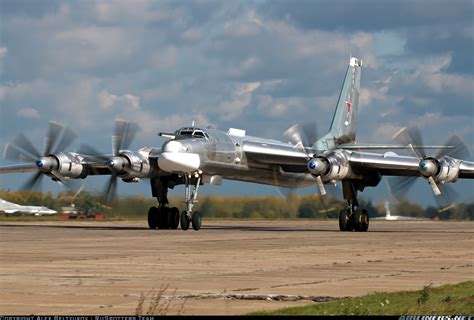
[0,0,473,206]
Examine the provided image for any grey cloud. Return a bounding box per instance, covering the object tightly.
[258,0,473,32]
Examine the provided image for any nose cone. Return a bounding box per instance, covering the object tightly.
[36,157,55,170]
[107,156,127,170]
[159,141,200,173]
[307,158,327,175]
[419,159,438,176]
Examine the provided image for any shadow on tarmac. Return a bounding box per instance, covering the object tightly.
[0,222,472,234]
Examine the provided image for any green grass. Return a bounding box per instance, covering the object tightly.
[251,281,474,316]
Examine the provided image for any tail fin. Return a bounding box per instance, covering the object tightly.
[315,57,362,151]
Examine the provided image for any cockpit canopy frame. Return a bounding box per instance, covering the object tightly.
[174,127,209,140]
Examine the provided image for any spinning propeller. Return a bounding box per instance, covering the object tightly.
[388,126,470,209]
[283,122,327,196]
[78,120,139,203]
[3,121,77,191]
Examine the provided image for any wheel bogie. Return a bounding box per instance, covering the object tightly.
[339,207,369,232]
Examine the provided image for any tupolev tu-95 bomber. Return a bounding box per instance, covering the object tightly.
[1,57,473,232]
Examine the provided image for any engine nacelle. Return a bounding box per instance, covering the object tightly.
[107,148,153,179]
[307,151,353,182]
[433,157,460,183]
[51,152,85,178]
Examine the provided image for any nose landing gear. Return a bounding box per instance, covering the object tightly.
[181,173,202,231]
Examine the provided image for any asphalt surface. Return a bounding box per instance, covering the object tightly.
[0,220,473,315]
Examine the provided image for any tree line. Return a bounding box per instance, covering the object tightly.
[0,189,473,220]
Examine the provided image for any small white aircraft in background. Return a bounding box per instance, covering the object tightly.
[0,198,57,216]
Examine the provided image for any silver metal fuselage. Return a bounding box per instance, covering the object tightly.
[161,127,315,189]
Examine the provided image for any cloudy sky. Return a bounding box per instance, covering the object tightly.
[0,0,473,206]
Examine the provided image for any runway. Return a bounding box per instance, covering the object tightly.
[0,220,473,315]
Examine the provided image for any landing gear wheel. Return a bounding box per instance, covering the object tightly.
[354,208,369,232]
[169,207,180,229]
[147,206,158,229]
[192,211,202,231]
[339,209,350,231]
[180,211,190,231]
[359,209,369,232]
[158,207,170,229]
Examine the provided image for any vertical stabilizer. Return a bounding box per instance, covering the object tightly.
[315,57,362,151]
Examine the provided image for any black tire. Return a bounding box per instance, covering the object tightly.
[192,211,202,231]
[339,209,349,231]
[147,207,158,230]
[353,208,363,231]
[354,208,369,232]
[360,209,369,232]
[180,211,190,231]
[158,207,170,229]
[169,207,180,229]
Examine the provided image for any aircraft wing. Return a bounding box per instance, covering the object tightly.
[243,141,308,166]
[242,142,474,180]
[348,151,474,179]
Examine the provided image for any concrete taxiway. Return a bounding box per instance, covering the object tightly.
[0,220,473,315]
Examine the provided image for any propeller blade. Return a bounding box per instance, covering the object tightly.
[103,174,118,203]
[435,183,459,212]
[387,176,418,200]
[3,143,37,162]
[393,126,426,159]
[300,122,318,149]
[20,171,43,191]
[53,125,77,154]
[284,122,318,154]
[58,179,83,193]
[436,135,470,160]
[113,120,138,155]
[315,175,326,196]
[77,144,109,161]
[11,133,42,159]
[44,121,64,155]
[427,176,441,196]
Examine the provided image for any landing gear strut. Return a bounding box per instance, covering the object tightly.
[181,173,202,231]
[339,180,369,232]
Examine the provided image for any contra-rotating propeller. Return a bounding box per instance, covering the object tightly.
[3,121,77,191]
[78,120,139,203]
[282,122,327,196]
[388,126,470,209]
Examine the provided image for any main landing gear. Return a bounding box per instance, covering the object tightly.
[148,172,203,231]
[339,180,369,232]
[147,206,180,230]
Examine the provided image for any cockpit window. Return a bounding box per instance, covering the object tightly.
[174,127,208,139]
